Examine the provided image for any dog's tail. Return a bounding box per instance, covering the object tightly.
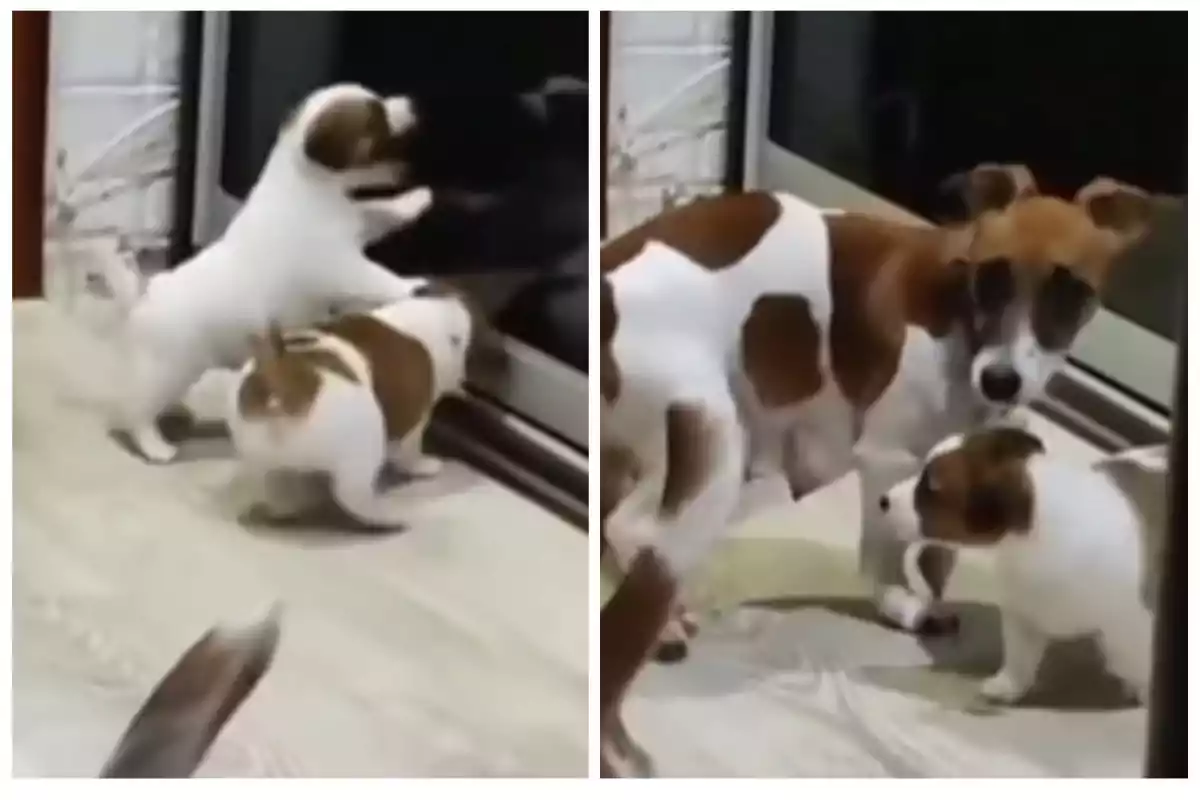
[99,605,282,778]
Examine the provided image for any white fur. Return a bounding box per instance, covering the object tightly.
[225,295,472,529]
[884,446,1153,704]
[604,194,995,640]
[107,83,433,464]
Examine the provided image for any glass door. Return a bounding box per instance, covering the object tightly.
[741,11,1184,422]
[187,10,588,452]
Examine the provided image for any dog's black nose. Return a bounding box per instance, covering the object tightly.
[879,495,890,512]
[980,365,1022,403]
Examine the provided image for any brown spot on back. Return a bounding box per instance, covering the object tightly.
[826,213,967,410]
[601,192,781,273]
[303,95,390,172]
[740,294,823,408]
[915,428,1045,545]
[322,314,435,441]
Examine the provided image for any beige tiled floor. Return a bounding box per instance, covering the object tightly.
[12,301,587,777]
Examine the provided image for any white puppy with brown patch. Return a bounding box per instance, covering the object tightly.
[107,82,434,464]
[881,428,1154,704]
[224,283,475,529]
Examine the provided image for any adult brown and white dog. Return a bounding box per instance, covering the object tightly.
[104,83,434,464]
[598,165,1170,776]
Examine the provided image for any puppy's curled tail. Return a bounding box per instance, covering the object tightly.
[99,604,283,778]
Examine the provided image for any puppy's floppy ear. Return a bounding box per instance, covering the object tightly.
[304,97,390,171]
[1075,176,1178,243]
[939,163,1039,219]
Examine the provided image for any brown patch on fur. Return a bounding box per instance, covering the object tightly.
[600,547,676,776]
[741,294,824,408]
[322,315,435,441]
[601,192,781,274]
[825,213,967,410]
[303,95,391,172]
[238,326,360,420]
[659,403,714,520]
[915,428,1046,545]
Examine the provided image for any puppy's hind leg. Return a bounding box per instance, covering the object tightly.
[388,419,442,479]
[329,428,407,530]
[113,348,203,464]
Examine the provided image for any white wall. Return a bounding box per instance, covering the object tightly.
[44,12,182,259]
[607,11,733,236]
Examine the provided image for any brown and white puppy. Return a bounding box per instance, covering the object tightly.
[882,429,1154,705]
[598,165,1170,776]
[100,606,281,778]
[103,82,435,465]
[225,283,476,529]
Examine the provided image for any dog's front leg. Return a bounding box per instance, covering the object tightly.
[857,445,959,634]
[601,391,745,777]
[979,610,1048,704]
[327,254,430,314]
[356,186,433,245]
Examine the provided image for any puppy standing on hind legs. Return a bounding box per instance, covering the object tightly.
[226,283,477,530]
[103,83,435,464]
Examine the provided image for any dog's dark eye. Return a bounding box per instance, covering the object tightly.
[1032,265,1095,350]
[450,334,463,348]
[971,258,1015,315]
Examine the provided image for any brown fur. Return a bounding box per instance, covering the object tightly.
[238,315,436,443]
[323,314,435,441]
[601,192,781,274]
[741,294,824,408]
[914,428,1046,545]
[659,403,715,519]
[238,326,360,419]
[825,213,967,410]
[302,95,391,172]
[599,547,676,777]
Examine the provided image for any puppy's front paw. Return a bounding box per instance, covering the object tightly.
[979,670,1027,704]
[392,186,433,221]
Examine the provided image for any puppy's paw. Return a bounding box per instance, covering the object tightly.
[391,186,433,222]
[978,670,1027,704]
[128,425,178,464]
[403,456,443,479]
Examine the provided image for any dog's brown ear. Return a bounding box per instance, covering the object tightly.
[940,163,1039,218]
[1076,176,1177,242]
[304,97,390,171]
